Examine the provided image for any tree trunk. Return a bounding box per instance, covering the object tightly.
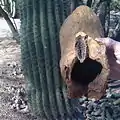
[20,0,84,119]
[0,6,19,42]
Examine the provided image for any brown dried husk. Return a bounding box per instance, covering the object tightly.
[59,5,110,100]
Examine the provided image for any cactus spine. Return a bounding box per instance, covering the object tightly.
[20,0,82,119]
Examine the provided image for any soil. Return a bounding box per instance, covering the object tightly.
[0,38,38,120]
[0,18,37,120]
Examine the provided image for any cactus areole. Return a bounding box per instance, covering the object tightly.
[60,5,110,100]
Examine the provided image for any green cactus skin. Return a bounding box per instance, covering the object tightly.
[20,0,82,119]
[19,0,37,112]
[62,0,71,19]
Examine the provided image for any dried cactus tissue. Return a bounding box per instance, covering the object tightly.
[60,5,109,100]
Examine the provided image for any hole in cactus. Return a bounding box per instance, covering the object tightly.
[71,57,102,85]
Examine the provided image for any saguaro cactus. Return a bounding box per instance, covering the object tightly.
[19,0,83,119]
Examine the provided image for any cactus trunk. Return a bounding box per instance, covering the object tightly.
[20,0,82,119]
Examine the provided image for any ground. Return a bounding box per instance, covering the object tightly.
[0,18,37,120]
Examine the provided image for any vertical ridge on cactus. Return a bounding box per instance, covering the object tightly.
[20,0,84,119]
[26,0,41,114]
[40,0,62,119]
[33,0,48,118]
[39,0,56,119]
[20,0,37,113]
[47,0,69,118]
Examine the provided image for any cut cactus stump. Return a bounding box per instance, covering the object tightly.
[59,5,110,100]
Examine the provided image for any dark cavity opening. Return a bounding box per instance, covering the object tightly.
[71,57,103,85]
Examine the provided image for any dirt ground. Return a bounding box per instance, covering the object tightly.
[0,18,37,120]
[0,38,38,120]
